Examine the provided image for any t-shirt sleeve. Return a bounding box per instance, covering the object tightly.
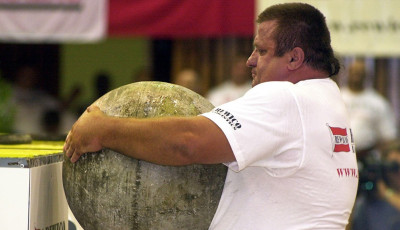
[202,82,304,175]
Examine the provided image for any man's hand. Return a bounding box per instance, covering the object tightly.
[64,106,105,163]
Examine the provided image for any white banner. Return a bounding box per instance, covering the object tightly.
[257,0,400,57]
[0,0,107,43]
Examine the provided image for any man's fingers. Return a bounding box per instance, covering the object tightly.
[63,142,68,153]
[65,143,75,158]
[71,150,83,163]
[64,143,70,157]
[65,142,84,163]
[64,131,71,152]
[64,134,78,160]
[64,132,73,157]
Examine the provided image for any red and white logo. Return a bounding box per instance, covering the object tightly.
[327,124,352,153]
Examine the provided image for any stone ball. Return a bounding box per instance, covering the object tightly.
[63,81,227,230]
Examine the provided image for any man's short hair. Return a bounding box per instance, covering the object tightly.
[257,3,340,77]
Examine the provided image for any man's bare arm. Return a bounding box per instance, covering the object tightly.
[64,106,235,165]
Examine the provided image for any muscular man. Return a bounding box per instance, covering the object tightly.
[64,3,358,229]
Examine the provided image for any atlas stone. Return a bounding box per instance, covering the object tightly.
[63,81,227,230]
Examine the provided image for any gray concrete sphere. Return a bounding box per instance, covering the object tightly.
[63,82,227,230]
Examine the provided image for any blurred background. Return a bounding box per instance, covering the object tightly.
[1,0,399,133]
[0,0,256,136]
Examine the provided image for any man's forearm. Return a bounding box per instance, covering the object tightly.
[100,116,201,166]
[65,106,235,164]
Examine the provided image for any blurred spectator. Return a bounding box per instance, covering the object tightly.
[11,65,76,136]
[32,109,64,140]
[11,65,60,134]
[341,59,397,164]
[174,68,201,94]
[351,140,400,230]
[207,56,252,106]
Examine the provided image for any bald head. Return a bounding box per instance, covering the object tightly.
[174,69,200,93]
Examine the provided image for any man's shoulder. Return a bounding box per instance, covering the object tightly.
[241,81,297,106]
[250,79,328,97]
[252,81,293,90]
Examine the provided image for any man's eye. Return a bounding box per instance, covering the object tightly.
[257,49,267,55]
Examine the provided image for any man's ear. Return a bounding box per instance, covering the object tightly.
[287,47,305,70]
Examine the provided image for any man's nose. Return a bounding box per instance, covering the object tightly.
[247,51,257,68]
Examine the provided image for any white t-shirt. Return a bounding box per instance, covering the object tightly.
[202,79,358,230]
[341,87,397,151]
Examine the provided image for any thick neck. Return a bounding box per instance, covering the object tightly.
[288,66,329,84]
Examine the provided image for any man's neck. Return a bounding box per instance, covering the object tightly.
[288,67,329,84]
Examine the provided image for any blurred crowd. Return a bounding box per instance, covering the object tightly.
[341,59,400,230]
[0,54,254,139]
[0,65,76,139]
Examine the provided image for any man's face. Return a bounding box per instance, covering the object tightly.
[347,61,366,91]
[247,21,289,87]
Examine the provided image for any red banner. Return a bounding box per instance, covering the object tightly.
[108,0,255,38]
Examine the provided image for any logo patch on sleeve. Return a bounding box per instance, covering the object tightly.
[327,124,351,153]
[212,108,242,130]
